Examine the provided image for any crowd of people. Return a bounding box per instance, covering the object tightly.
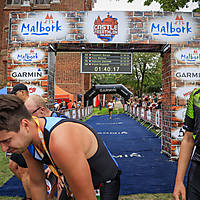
[55,100,82,111]
[126,93,162,111]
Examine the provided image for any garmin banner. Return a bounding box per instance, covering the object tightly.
[11,66,45,81]
[175,67,200,81]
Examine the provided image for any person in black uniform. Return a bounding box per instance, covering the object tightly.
[0,94,120,200]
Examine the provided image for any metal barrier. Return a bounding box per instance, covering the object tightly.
[124,104,163,136]
[58,106,93,120]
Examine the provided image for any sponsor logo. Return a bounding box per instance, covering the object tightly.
[113,152,143,158]
[11,67,45,81]
[175,86,197,99]
[72,109,76,119]
[97,131,128,135]
[64,111,70,118]
[149,14,195,42]
[18,12,68,41]
[171,128,184,140]
[155,110,160,128]
[93,13,118,42]
[99,88,117,93]
[175,48,200,63]
[147,110,151,121]
[175,108,187,121]
[141,108,145,118]
[27,85,44,96]
[11,48,45,62]
[175,67,200,81]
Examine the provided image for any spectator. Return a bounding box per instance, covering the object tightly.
[77,101,81,108]
[54,102,59,111]
[61,101,67,110]
[153,93,158,103]
[136,98,142,107]
[99,101,102,111]
[72,101,76,109]
[154,96,162,109]
[67,99,73,109]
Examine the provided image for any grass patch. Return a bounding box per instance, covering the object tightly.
[119,193,172,200]
[93,107,124,115]
[0,152,13,186]
[0,196,22,200]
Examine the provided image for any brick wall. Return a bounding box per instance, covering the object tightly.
[161,51,172,157]
[0,0,91,96]
[56,52,86,98]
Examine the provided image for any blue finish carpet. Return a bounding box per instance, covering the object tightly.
[86,114,178,195]
[0,114,178,197]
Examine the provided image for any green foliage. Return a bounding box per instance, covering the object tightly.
[116,53,162,97]
[91,53,162,97]
[127,0,199,12]
[91,74,118,85]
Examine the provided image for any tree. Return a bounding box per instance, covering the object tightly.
[127,0,200,12]
[91,74,118,85]
[91,53,162,98]
[116,52,162,97]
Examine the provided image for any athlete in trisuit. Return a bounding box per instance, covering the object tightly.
[25,94,69,200]
[0,94,120,200]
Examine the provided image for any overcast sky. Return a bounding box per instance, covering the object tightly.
[93,0,198,12]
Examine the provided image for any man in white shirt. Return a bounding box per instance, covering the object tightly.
[107,99,114,119]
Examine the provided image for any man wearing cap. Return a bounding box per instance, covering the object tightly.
[9,83,31,200]
[10,83,29,102]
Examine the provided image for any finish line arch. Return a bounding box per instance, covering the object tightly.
[84,84,133,106]
[7,10,200,160]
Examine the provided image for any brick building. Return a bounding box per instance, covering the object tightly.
[0,0,94,99]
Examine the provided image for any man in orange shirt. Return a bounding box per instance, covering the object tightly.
[67,99,73,109]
